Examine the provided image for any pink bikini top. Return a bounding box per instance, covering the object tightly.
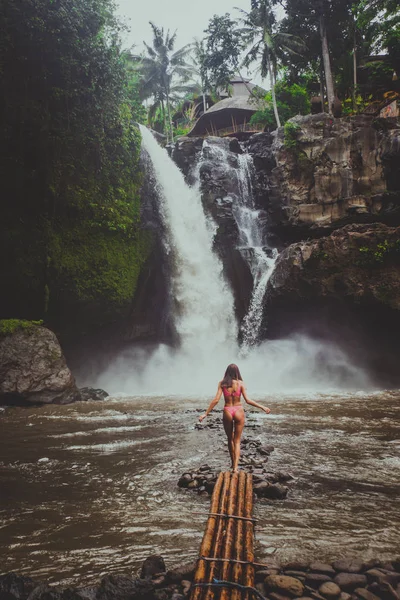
[222,384,241,397]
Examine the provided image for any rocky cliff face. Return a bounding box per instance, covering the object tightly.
[247,114,400,242]
[265,223,400,384]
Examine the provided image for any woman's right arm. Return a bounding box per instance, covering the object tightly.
[241,383,270,414]
[199,383,223,422]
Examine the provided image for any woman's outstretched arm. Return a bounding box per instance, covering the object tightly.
[199,383,223,422]
[241,384,270,414]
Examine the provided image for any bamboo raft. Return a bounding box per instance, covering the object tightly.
[189,471,255,600]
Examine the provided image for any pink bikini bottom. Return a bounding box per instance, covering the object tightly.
[224,405,243,417]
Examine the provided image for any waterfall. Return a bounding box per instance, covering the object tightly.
[139,126,237,358]
[90,130,369,395]
[198,139,277,349]
[234,153,278,350]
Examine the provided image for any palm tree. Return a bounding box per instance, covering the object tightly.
[237,0,306,128]
[131,23,194,141]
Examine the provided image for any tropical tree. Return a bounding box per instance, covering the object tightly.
[201,14,244,94]
[280,0,354,113]
[132,23,194,141]
[237,0,306,127]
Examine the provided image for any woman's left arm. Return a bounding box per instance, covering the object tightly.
[199,384,223,422]
[241,384,271,414]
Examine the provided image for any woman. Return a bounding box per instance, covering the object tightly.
[199,364,270,472]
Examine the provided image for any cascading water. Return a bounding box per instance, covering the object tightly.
[139,125,237,359]
[198,139,278,349]
[91,130,370,395]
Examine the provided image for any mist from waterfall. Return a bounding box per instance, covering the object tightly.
[94,129,370,396]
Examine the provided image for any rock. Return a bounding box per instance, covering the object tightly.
[368,582,399,600]
[270,593,293,600]
[339,593,351,600]
[170,595,185,600]
[0,574,38,600]
[166,563,196,583]
[259,445,275,456]
[96,575,151,600]
[333,573,367,592]
[180,580,191,596]
[365,570,400,587]
[265,223,400,384]
[284,572,307,581]
[265,575,305,597]
[178,474,192,488]
[310,564,336,577]
[333,560,363,574]
[78,388,109,402]
[256,569,281,581]
[140,556,166,579]
[247,114,400,239]
[318,582,341,599]
[0,321,81,405]
[284,562,310,572]
[254,482,288,499]
[26,584,62,600]
[354,589,381,600]
[305,574,333,588]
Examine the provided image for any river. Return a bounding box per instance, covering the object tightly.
[1,390,399,586]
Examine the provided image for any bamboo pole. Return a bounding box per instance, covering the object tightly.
[219,472,239,600]
[203,471,231,600]
[243,474,255,600]
[231,471,246,600]
[190,473,225,600]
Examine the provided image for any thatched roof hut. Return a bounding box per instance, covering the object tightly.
[187,96,259,137]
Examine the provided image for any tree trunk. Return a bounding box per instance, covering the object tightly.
[320,59,325,112]
[202,91,207,114]
[161,99,167,138]
[319,12,335,115]
[268,61,281,128]
[166,94,174,143]
[353,23,357,112]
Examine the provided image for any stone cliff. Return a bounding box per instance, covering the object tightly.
[247,114,400,242]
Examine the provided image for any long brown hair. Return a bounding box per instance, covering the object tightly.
[221,364,243,388]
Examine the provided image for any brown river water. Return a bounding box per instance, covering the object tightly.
[1,391,400,586]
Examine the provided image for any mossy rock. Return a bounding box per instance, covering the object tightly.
[0,319,43,338]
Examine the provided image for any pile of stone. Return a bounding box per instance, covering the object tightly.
[2,556,400,600]
[178,438,294,500]
[0,556,196,600]
[254,558,400,600]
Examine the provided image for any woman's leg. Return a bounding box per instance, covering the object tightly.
[232,409,245,472]
[222,410,234,469]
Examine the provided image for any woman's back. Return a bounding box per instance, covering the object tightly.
[222,378,243,405]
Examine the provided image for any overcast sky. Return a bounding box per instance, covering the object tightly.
[115,0,283,85]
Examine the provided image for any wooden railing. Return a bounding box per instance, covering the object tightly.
[206,122,265,137]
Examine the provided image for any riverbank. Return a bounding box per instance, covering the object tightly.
[2,554,400,600]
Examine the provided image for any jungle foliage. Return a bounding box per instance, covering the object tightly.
[0,0,150,332]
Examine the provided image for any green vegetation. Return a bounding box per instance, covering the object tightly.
[131,23,196,142]
[357,239,400,267]
[250,78,311,128]
[0,320,43,338]
[283,122,301,149]
[0,0,151,333]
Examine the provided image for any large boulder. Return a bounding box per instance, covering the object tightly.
[265,223,400,384]
[0,320,80,405]
[247,114,400,241]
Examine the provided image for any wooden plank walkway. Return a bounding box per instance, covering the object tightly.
[190,472,255,600]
